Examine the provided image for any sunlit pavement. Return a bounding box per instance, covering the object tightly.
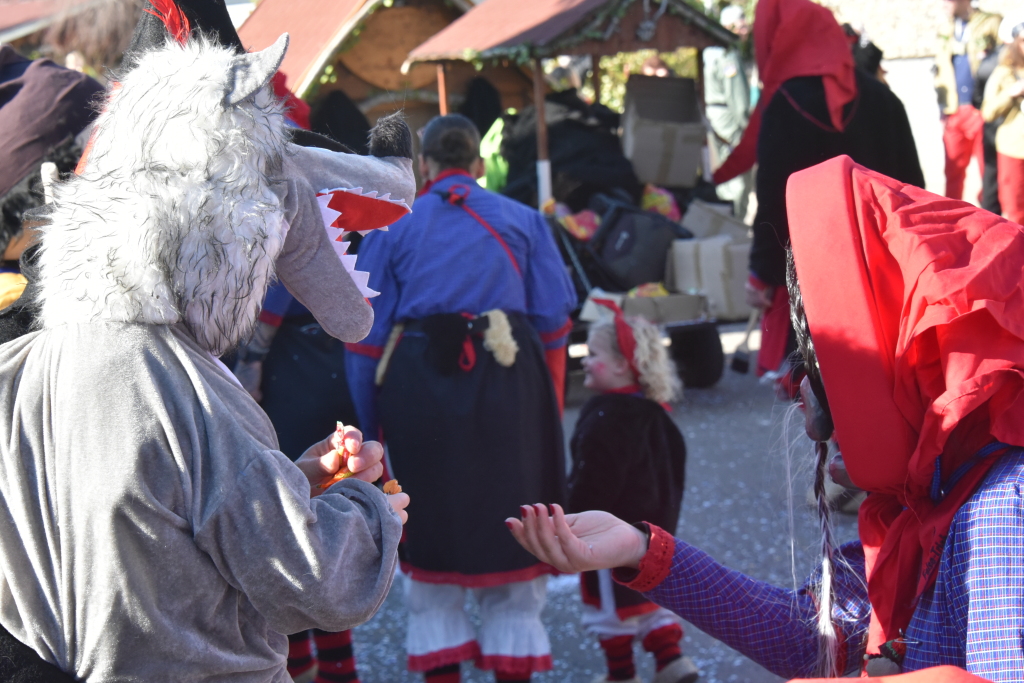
[348,322,858,682]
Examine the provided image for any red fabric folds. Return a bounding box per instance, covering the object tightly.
[271,72,310,130]
[713,0,857,184]
[787,155,1024,653]
[544,347,567,414]
[755,279,790,377]
[591,299,640,377]
[788,664,993,683]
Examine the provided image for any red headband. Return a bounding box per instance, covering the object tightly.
[592,299,639,377]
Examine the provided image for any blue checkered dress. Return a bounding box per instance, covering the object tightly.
[640,450,1024,680]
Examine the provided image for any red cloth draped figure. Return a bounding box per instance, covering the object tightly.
[570,156,1024,682]
[716,0,923,383]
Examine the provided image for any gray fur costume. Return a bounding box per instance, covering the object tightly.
[0,29,416,683]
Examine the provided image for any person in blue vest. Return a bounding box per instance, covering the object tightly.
[346,114,575,683]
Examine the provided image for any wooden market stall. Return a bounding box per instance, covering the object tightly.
[404,0,735,205]
[237,0,536,147]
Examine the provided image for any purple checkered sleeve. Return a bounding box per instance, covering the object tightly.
[902,450,1024,681]
[641,539,870,678]
[639,450,1024,680]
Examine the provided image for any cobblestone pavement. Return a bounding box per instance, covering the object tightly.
[348,326,859,683]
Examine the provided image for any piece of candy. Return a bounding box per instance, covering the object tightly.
[316,422,355,490]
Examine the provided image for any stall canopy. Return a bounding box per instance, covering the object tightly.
[405,0,733,65]
[405,0,734,206]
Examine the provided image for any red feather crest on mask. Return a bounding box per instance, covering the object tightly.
[144,0,191,45]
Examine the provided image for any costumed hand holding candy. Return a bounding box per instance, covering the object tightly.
[295,423,409,523]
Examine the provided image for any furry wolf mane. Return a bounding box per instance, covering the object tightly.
[36,37,290,355]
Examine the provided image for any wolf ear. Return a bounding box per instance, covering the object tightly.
[225,33,289,106]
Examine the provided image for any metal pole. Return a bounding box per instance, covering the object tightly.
[437,63,449,115]
[533,58,552,208]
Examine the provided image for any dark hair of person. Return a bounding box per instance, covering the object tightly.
[420,114,480,171]
[786,248,841,676]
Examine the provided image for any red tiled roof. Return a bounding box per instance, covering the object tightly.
[237,0,367,94]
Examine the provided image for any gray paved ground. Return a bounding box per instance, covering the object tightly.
[349,325,859,683]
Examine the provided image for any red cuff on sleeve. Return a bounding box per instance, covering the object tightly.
[344,342,384,359]
[539,318,573,345]
[612,523,675,592]
[258,310,284,327]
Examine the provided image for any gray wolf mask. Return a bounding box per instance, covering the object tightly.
[35,34,415,355]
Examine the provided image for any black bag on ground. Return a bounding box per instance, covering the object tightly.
[585,197,692,291]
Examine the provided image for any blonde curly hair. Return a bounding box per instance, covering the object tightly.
[590,316,682,404]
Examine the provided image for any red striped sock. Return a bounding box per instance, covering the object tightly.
[287,631,315,680]
[313,629,359,683]
[642,624,683,672]
[599,634,636,681]
[424,663,460,683]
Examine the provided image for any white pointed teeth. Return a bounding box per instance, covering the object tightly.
[333,240,354,262]
[317,193,342,229]
[315,186,406,298]
[326,225,347,243]
[349,268,379,298]
[329,234,378,299]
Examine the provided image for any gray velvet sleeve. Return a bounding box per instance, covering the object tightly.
[193,452,402,635]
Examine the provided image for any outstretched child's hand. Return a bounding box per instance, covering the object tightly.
[505,504,649,573]
[297,425,384,496]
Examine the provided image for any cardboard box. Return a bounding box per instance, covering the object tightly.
[664,239,702,294]
[681,199,750,241]
[580,289,707,324]
[649,292,707,322]
[620,296,659,322]
[624,76,701,123]
[665,236,752,321]
[725,241,752,320]
[622,76,705,188]
[699,235,752,321]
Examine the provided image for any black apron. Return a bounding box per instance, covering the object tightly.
[378,312,566,580]
[260,316,359,460]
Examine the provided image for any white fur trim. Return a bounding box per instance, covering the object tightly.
[36,38,290,354]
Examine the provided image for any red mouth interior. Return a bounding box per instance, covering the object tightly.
[320,190,410,231]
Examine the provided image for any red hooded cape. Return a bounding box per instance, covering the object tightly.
[712,0,856,184]
[787,156,1024,657]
